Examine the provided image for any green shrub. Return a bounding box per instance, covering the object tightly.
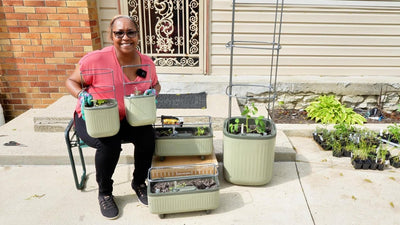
[305,95,366,125]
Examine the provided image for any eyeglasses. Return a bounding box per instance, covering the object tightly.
[113,30,138,39]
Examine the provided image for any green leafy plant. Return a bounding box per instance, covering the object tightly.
[242,103,266,134]
[229,118,240,133]
[387,123,400,143]
[195,126,206,136]
[228,103,267,134]
[305,95,366,125]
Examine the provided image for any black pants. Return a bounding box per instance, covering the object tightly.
[74,112,155,196]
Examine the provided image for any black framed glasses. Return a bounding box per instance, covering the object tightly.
[113,30,138,39]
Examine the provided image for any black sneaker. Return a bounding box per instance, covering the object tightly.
[98,195,119,219]
[132,183,148,205]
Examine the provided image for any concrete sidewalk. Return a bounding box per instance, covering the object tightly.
[1,95,400,225]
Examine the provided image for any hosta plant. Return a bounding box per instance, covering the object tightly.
[305,95,366,125]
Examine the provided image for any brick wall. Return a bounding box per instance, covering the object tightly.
[0,0,101,121]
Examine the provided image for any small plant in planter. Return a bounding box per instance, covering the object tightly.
[305,95,366,125]
[373,146,390,170]
[312,126,332,150]
[383,124,400,144]
[223,103,277,185]
[228,103,269,135]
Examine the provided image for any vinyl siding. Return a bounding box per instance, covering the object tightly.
[210,0,400,76]
[96,0,400,77]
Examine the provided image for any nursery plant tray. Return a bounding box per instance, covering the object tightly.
[147,164,220,218]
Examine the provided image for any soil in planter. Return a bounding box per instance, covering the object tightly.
[155,127,211,138]
[228,124,272,136]
[151,178,217,194]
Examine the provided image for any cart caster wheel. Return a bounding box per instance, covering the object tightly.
[205,210,211,214]
[159,156,165,161]
[200,155,205,160]
[159,214,165,219]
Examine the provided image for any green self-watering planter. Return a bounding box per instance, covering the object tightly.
[84,99,120,138]
[223,117,277,185]
[147,164,220,218]
[155,126,213,158]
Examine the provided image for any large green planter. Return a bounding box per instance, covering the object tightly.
[124,94,156,126]
[155,126,213,159]
[223,117,277,185]
[84,99,120,138]
[148,164,220,218]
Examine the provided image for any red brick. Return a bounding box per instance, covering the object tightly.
[28,70,47,76]
[64,46,83,52]
[18,20,39,26]
[29,27,50,33]
[43,46,63,52]
[14,52,34,58]
[48,70,66,75]
[3,0,23,6]
[3,45,22,51]
[36,64,56,70]
[5,13,26,20]
[65,58,80,64]
[9,26,29,33]
[30,81,49,87]
[60,20,80,27]
[39,87,59,93]
[35,7,56,14]
[23,45,42,52]
[14,104,32,110]
[50,27,71,33]
[34,52,54,58]
[45,1,66,7]
[4,57,24,64]
[26,14,47,20]
[61,33,81,39]
[1,6,15,13]
[48,14,69,20]
[24,0,45,6]
[31,93,50,98]
[57,64,76,70]
[25,58,45,64]
[72,40,92,46]
[38,75,57,81]
[71,27,91,33]
[5,70,26,76]
[20,33,40,39]
[51,40,72,46]
[57,7,78,14]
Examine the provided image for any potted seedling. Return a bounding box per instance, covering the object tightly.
[390,154,400,168]
[223,103,277,185]
[154,116,214,160]
[380,124,400,146]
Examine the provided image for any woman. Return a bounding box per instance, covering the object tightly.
[65,15,161,219]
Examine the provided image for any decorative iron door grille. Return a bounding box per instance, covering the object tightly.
[127,0,205,74]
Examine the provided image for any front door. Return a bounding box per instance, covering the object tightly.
[122,0,206,74]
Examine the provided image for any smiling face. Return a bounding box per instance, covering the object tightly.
[111,17,139,55]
